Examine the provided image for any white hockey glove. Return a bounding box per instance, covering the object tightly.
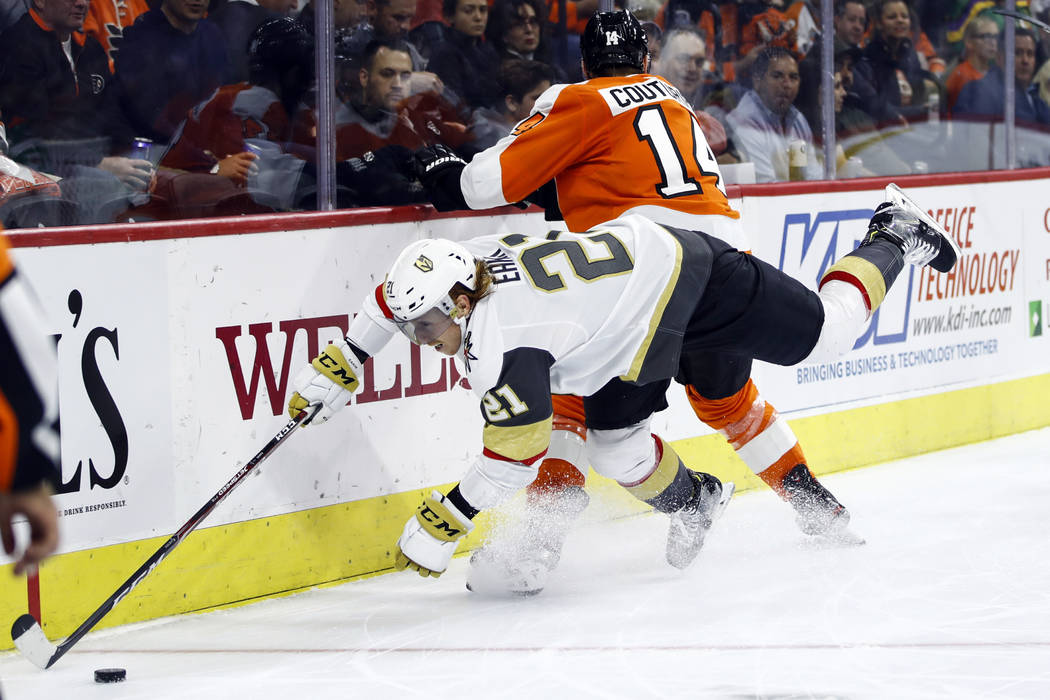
[287,340,364,425]
[394,491,474,578]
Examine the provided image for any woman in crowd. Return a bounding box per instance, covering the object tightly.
[852,0,934,127]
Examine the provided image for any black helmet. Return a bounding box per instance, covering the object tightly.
[248,17,315,84]
[581,10,649,76]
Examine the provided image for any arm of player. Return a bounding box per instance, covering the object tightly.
[412,144,469,211]
[394,349,555,577]
[287,340,365,424]
[459,84,588,209]
[394,490,475,577]
[287,286,400,424]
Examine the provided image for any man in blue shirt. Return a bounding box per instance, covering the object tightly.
[727,46,823,182]
[112,0,230,145]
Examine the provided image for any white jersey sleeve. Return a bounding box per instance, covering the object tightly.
[346,284,400,358]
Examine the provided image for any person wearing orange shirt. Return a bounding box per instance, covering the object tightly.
[945,15,999,113]
[413,10,862,596]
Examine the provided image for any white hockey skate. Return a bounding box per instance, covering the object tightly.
[870,183,961,273]
[666,473,734,570]
[466,486,590,596]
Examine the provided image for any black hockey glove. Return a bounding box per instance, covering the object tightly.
[413,144,469,212]
[337,145,426,206]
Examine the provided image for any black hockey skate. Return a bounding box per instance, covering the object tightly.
[666,472,734,570]
[781,464,864,546]
[466,486,590,596]
[865,183,960,273]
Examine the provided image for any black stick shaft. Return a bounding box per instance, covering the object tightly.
[43,412,308,668]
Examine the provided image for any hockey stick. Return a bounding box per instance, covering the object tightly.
[10,408,315,669]
[992,8,1050,35]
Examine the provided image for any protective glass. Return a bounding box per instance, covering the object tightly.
[394,306,455,345]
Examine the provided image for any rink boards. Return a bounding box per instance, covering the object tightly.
[1,172,1048,648]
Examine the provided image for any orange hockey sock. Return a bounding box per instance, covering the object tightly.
[685,380,806,500]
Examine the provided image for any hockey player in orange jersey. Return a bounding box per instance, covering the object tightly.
[412,10,862,595]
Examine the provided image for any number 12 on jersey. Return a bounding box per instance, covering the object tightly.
[633,105,727,199]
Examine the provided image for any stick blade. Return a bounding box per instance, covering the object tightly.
[11,613,58,669]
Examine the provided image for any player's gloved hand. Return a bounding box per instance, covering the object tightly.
[287,340,364,425]
[394,491,474,577]
[412,144,469,211]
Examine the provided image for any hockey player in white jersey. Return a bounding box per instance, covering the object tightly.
[287,186,959,581]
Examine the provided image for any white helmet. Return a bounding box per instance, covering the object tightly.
[383,238,476,344]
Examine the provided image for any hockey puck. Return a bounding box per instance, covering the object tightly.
[94,668,126,683]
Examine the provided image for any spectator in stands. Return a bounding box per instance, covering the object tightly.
[210,0,298,83]
[428,0,501,110]
[797,37,859,146]
[945,15,999,113]
[1035,55,1050,107]
[374,0,428,66]
[827,49,913,177]
[852,0,933,127]
[544,0,596,81]
[834,0,867,50]
[654,27,711,108]
[943,0,1033,56]
[486,0,559,76]
[336,39,418,158]
[0,0,153,222]
[112,0,231,146]
[733,0,811,85]
[347,0,445,97]
[653,26,737,163]
[160,17,314,212]
[324,0,378,97]
[467,58,552,150]
[726,46,821,181]
[83,0,150,69]
[955,28,1050,167]
[331,38,440,204]
[483,0,573,83]
[299,0,373,37]
[954,28,1050,126]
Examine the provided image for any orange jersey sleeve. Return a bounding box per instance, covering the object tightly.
[461,75,739,233]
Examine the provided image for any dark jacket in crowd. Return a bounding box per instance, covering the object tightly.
[852,33,929,127]
[113,9,230,144]
[209,0,280,83]
[0,9,114,143]
[427,27,502,110]
[954,65,1050,126]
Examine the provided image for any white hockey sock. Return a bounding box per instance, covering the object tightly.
[804,280,869,363]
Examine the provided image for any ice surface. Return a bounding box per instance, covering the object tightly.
[2,428,1048,699]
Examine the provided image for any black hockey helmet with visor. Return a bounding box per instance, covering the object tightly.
[382,239,477,346]
[581,10,650,75]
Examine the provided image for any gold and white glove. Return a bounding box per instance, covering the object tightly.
[287,340,364,424]
[394,491,474,577]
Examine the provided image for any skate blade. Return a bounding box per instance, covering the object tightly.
[884,183,961,269]
[802,526,866,549]
[465,550,549,597]
[466,580,544,597]
[715,481,735,521]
